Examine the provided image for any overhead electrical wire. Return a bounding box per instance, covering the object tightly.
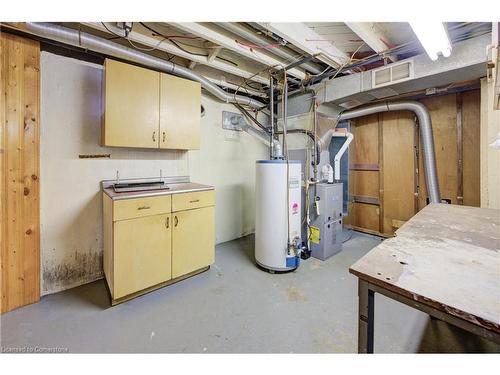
[138,22,201,40]
[138,22,239,66]
[236,40,282,49]
[100,22,172,57]
[100,22,240,67]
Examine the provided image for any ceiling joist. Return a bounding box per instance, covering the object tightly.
[258,22,350,69]
[81,22,270,85]
[169,22,307,80]
[345,22,397,62]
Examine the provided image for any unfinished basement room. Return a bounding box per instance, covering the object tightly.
[1,1,500,371]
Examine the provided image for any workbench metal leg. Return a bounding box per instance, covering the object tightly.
[358,279,375,353]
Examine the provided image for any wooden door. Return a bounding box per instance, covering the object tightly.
[160,73,201,150]
[172,207,214,278]
[113,214,172,299]
[103,59,160,148]
[1,33,40,313]
[381,111,416,234]
[348,114,380,234]
[347,91,481,237]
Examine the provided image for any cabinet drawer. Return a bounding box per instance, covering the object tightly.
[113,195,171,221]
[172,190,215,212]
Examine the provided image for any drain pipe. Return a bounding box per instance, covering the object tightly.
[338,101,441,203]
[331,131,354,182]
[24,22,264,109]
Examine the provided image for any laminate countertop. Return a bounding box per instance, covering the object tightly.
[103,182,214,201]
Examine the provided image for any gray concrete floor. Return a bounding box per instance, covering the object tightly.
[1,232,499,353]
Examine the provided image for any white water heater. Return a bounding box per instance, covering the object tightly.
[255,160,302,272]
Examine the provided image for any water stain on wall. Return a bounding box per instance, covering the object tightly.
[42,250,103,293]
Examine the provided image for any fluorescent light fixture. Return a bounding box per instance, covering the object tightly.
[409,22,452,61]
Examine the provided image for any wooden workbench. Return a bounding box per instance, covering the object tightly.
[349,203,500,353]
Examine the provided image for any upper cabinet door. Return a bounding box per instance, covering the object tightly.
[103,59,160,148]
[160,73,201,150]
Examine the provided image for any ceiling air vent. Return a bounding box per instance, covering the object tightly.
[372,59,414,88]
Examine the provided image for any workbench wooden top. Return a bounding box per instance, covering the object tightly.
[349,203,500,333]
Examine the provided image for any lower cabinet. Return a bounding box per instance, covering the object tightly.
[172,206,215,278]
[113,213,172,299]
[103,190,215,305]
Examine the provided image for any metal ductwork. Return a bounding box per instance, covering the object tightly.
[24,22,264,109]
[337,101,441,203]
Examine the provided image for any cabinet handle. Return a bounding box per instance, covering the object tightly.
[137,205,151,210]
[152,131,156,142]
[162,131,166,143]
[189,199,200,203]
[165,217,169,229]
[174,216,178,227]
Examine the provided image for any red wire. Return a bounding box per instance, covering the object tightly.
[236,40,282,49]
[150,33,201,40]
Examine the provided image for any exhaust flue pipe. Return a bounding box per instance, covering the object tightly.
[339,101,441,203]
[25,22,264,109]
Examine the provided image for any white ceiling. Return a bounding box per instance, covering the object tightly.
[304,22,373,53]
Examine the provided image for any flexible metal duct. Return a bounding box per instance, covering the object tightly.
[24,22,264,109]
[338,101,441,203]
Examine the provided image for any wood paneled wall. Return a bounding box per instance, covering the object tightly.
[347,90,481,236]
[1,33,40,313]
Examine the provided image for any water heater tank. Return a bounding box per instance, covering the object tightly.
[255,160,302,272]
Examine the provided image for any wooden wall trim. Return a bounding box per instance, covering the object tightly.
[456,92,464,205]
[378,113,384,234]
[1,33,40,313]
[353,195,380,205]
[350,163,379,171]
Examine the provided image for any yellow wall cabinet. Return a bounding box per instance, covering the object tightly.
[103,190,214,305]
[160,73,201,150]
[102,59,201,150]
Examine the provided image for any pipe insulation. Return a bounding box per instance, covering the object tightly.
[338,101,441,203]
[24,22,264,109]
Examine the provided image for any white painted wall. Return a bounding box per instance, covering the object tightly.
[190,96,268,243]
[40,52,267,295]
